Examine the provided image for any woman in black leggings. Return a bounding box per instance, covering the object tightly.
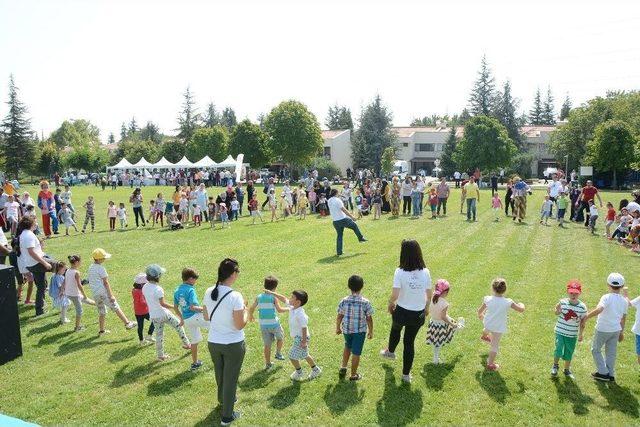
[380,239,433,383]
[504,179,514,217]
[130,188,146,227]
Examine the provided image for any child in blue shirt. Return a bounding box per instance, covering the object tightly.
[173,267,209,371]
[248,276,289,370]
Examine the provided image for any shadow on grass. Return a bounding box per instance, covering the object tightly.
[268,381,301,410]
[110,360,162,388]
[27,321,61,336]
[595,381,639,418]
[147,369,198,396]
[475,354,510,404]
[323,380,365,415]
[552,377,593,415]
[387,215,400,220]
[194,408,219,427]
[55,336,129,357]
[317,253,363,264]
[108,343,146,363]
[376,365,423,426]
[239,365,281,391]
[37,329,75,346]
[421,354,461,391]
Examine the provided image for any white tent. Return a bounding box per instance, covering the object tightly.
[133,157,153,168]
[216,155,237,168]
[174,156,194,169]
[193,155,217,168]
[109,158,133,170]
[153,157,174,169]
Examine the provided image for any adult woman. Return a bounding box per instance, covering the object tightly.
[511,177,531,223]
[390,176,401,216]
[205,258,247,426]
[129,188,146,227]
[436,176,450,216]
[36,181,56,237]
[504,179,514,217]
[380,240,432,383]
[18,216,52,317]
[381,180,390,213]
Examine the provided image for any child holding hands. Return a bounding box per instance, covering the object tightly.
[551,281,587,378]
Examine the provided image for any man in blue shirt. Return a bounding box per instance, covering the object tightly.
[174,268,209,371]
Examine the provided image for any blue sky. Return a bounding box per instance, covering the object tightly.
[1,0,639,141]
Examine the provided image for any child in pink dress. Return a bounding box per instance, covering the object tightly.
[491,193,503,222]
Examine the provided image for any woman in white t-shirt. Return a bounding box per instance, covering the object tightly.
[18,216,52,317]
[380,240,432,383]
[204,258,247,426]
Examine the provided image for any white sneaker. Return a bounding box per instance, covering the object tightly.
[146,335,156,343]
[402,374,412,383]
[308,366,322,380]
[380,349,396,360]
[290,369,306,381]
[139,340,149,347]
[61,318,70,324]
[125,321,136,330]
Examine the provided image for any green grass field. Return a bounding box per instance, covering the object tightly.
[1,183,640,426]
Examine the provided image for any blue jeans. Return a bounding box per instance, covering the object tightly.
[333,218,364,255]
[49,212,59,233]
[466,198,477,221]
[412,197,421,216]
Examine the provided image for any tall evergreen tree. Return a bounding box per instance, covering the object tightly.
[560,94,572,121]
[120,122,127,141]
[139,121,162,144]
[494,81,524,149]
[325,104,353,130]
[352,95,395,175]
[128,116,138,135]
[542,86,556,125]
[221,107,237,130]
[0,75,34,178]
[529,88,544,125]
[177,86,199,142]
[203,102,220,127]
[468,55,496,116]
[107,132,115,145]
[439,126,458,176]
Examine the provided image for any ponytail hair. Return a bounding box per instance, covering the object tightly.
[211,258,239,301]
[68,254,81,264]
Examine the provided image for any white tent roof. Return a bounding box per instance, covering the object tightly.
[153,157,174,168]
[193,156,217,168]
[174,156,194,168]
[133,157,153,168]
[216,155,237,168]
[109,158,133,169]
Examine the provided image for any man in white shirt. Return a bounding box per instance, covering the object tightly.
[453,171,461,188]
[547,174,563,217]
[416,177,426,215]
[401,177,413,215]
[328,189,366,256]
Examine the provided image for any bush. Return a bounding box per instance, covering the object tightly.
[308,157,342,180]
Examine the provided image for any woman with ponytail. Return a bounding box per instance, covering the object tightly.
[425,279,461,364]
[204,258,247,426]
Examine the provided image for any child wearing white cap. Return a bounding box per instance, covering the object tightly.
[142,264,191,361]
[583,272,628,382]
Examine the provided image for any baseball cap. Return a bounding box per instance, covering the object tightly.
[134,273,147,285]
[92,248,112,260]
[607,272,625,287]
[566,280,582,294]
[145,264,166,279]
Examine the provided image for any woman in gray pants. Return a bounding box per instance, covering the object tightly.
[204,258,248,426]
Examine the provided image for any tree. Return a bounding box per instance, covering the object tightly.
[203,102,220,127]
[120,122,127,141]
[49,119,101,148]
[529,88,544,125]
[439,126,458,176]
[221,107,237,130]
[560,94,572,120]
[380,145,396,177]
[468,55,496,116]
[542,86,556,125]
[494,80,525,149]
[585,120,636,188]
[0,75,35,178]
[138,121,162,144]
[454,116,516,172]
[114,138,159,164]
[308,157,341,179]
[159,138,186,163]
[325,104,354,130]
[177,86,199,142]
[351,95,396,174]
[264,100,323,167]
[64,144,110,172]
[187,126,229,161]
[128,117,138,135]
[107,132,115,145]
[229,119,272,167]
[32,141,62,177]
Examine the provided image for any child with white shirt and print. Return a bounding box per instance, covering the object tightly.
[287,290,322,381]
[477,278,525,371]
[551,280,587,378]
[540,195,553,225]
[623,285,640,365]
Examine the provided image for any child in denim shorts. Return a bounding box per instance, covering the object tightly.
[248,276,288,370]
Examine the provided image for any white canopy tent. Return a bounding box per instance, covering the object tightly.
[216,155,236,168]
[153,157,174,169]
[132,157,153,168]
[193,155,217,168]
[108,154,248,174]
[108,158,133,170]
[174,156,194,169]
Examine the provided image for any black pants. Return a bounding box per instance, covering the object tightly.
[437,197,447,215]
[455,179,460,188]
[27,265,47,316]
[504,197,514,216]
[576,201,590,226]
[237,197,244,215]
[133,206,146,227]
[402,196,412,215]
[549,196,557,217]
[491,185,498,196]
[388,306,425,375]
[136,313,155,341]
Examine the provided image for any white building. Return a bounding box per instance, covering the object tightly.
[322,125,558,177]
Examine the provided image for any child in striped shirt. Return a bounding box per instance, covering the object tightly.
[551,281,587,378]
[336,275,373,381]
[248,276,289,369]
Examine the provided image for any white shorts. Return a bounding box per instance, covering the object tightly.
[183,313,209,344]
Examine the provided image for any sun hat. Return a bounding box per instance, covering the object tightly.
[134,273,147,285]
[145,264,166,279]
[607,272,625,288]
[435,279,450,296]
[566,280,582,294]
[91,248,112,260]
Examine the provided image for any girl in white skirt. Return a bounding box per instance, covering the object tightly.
[426,279,460,364]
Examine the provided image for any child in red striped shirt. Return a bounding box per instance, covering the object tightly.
[132,273,155,345]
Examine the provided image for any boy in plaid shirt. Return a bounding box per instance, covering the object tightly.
[336,275,374,381]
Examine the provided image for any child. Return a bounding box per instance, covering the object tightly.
[556,192,569,227]
[355,190,364,219]
[81,196,95,233]
[4,195,21,235]
[132,272,155,346]
[411,183,421,218]
[360,198,370,216]
[207,197,217,229]
[117,203,128,229]
[336,275,373,381]
[287,290,322,381]
[219,203,230,228]
[588,200,599,234]
[623,286,640,365]
[58,202,78,235]
[268,189,279,222]
[308,188,317,214]
[491,193,503,222]
[426,279,460,364]
[477,278,525,371]
[428,188,438,219]
[317,194,328,217]
[149,199,157,227]
[298,193,308,220]
[193,204,202,226]
[168,211,183,230]
[174,268,209,371]
[63,255,95,332]
[551,280,587,378]
[230,196,240,221]
[107,201,117,231]
[612,207,631,241]
[87,248,136,335]
[248,194,263,224]
[372,190,382,220]
[605,202,616,238]
[248,276,289,370]
[540,195,553,225]
[179,195,189,223]
[49,262,70,324]
[582,273,627,382]
[155,194,166,227]
[141,264,191,361]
